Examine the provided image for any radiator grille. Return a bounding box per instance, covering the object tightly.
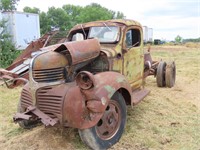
[21,88,32,108]
[37,87,63,118]
[33,67,65,82]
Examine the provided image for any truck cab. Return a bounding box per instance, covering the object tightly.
[68,19,144,90]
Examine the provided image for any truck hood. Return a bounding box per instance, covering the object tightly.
[54,38,101,65]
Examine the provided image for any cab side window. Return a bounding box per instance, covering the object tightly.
[125,29,141,48]
[126,30,132,48]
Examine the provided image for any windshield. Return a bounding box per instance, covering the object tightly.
[88,26,119,43]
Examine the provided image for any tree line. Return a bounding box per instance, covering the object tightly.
[23,3,125,35]
[174,35,200,43]
[182,37,200,43]
[1,0,125,35]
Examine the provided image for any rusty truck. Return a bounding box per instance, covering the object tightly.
[0,19,176,150]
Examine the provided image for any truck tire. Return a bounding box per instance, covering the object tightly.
[17,101,38,129]
[156,61,166,87]
[78,92,127,150]
[165,61,176,88]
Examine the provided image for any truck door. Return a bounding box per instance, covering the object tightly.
[123,26,144,90]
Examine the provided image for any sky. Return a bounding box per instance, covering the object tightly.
[17,0,200,41]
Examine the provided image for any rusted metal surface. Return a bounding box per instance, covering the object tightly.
[0,69,29,89]
[14,106,58,126]
[68,20,145,90]
[10,30,65,68]
[0,19,176,150]
[13,72,131,129]
[0,31,67,88]
[75,71,95,90]
[69,19,141,34]
[95,100,121,140]
[36,84,71,121]
[132,89,150,105]
[62,71,132,129]
[32,51,68,79]
[20,83,33,108]
[54,39,100,65]
[5,19,150,127]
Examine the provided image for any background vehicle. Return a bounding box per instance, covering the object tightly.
[0,19,176,150]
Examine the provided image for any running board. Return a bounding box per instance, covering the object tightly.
[132,89,150,105]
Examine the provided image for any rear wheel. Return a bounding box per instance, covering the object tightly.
[156,61,167,87]
[17,101,38,129]
[79,92,127,150]
[165,61,176,88]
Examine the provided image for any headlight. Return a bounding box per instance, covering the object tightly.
[75,71,95,90]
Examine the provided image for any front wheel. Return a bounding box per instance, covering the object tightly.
[79,92,127,150]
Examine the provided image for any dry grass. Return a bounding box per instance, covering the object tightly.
[184,42,200,48]
[0,45,200,150]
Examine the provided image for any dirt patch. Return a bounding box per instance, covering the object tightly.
[0,127,81,150]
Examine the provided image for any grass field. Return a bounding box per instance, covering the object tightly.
[0,45,199,150]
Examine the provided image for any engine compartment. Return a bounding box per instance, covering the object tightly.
[32,39,109,83]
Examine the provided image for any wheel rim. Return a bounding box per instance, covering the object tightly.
[95,100,121,140]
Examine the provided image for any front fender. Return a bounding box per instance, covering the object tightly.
[93,71,132,102]
[84,71,132,115]
[63,71,131,129]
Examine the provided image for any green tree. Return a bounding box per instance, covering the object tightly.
[47,7,69,31]
[23,3,125,35]
[0,0,19,11]
[114,11,126,19]
[0,19,20,67]
[62,4,83,28]
[23,6,40,14]
[175,35,182,43]
[182,37,200,43]
[39,12,51,34]
[78,3,114,23]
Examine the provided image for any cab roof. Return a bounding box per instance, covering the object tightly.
[69,19,142,31]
